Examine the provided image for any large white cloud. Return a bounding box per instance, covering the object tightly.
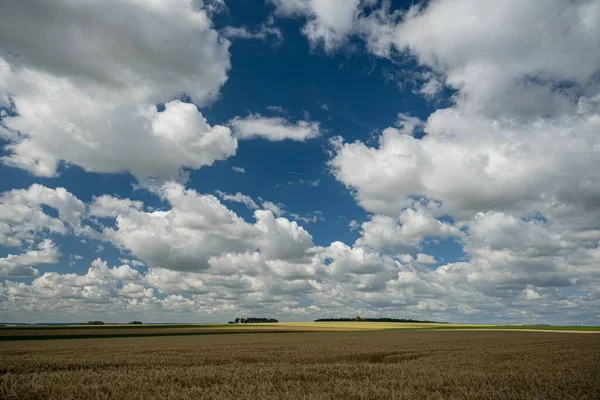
[97,183,316,272]
[0,0,235,181]
[328,0,600,311]
[0,0,230,105]
[104,183,257,272]
[331,103,600,219]
[254,210,314,261]
[365,0,600,117]
[356,206,461,255]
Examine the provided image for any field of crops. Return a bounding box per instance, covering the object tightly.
[2,330,599,399]
[2,321,598,342]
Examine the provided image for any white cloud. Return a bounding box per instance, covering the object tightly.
[0,0,229,104]
[230,114,321,141]
[0,239,59,277]
[269,0,361,51]
[215,191,259,210]
[290,211,324,224]
[360,0,600,120]
[232,166,246,174]
[326,0,600,315]
[0,0,234,181]
[221,25,283,43]
[89,196,144,218]
[104,183,257,272]
[436,211,600,292]
[93,183,316,275]
[1,183,599,324]
[1,258,154,318]
[254,210,314,261]
[69,254,84,267]
[261,201,285,217]
[287,179,321,187]
[119,258,145,268]
[0,184,85,247]
[266,105,286,114]
[355,207,461,254]
[330,102,600,220]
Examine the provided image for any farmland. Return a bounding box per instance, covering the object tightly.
[1,321,598,341]
[1,330,600,399]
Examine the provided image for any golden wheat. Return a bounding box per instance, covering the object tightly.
[1,331,599,399]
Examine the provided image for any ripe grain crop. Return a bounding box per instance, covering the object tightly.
[1,331,599,399]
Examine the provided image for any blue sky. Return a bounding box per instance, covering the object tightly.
[1,0,599,324]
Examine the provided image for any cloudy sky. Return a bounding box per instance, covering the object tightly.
[1,0,599,324]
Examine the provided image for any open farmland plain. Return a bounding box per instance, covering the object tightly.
[1,322,598,341]
[1,330,600,399]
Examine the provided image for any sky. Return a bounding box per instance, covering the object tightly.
[1,0,599,324]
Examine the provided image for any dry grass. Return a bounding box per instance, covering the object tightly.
[1,330,599,399]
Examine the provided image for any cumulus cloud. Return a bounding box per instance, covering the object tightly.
[355,207,461,254]
[254,210,314,261]
[0,0,235,181]
[0,239,59,277]
[1,258,154,318]
[89,196,144,218]
[1,182,599,324]
[230,114,321,141]
[269,0,361,51]
[104,183,257,272]
[92,183,316,274]
[232,166,246,174]
[0,184,85,247]
[328,0,600,311]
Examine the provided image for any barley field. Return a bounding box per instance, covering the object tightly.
[1,330,599,399]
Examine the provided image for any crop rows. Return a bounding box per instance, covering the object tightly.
[1,331,599,399]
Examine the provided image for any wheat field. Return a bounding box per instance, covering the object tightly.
[2,330,599,399]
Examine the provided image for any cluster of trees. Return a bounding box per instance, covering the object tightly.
[86,321,105,325]
[129,321,143,324]
[315,317,444,323]
[228,317,279,324]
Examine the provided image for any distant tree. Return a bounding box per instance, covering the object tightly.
[129,321,142,324]
[232,317,279,324]
[355,316,362,321]
[314,317,444,324]
[86,321,105,325]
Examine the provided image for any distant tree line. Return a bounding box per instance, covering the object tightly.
[86,321,105,325]
[315,317,445,324]
[228,317,279,324]
[129,321,143,324]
